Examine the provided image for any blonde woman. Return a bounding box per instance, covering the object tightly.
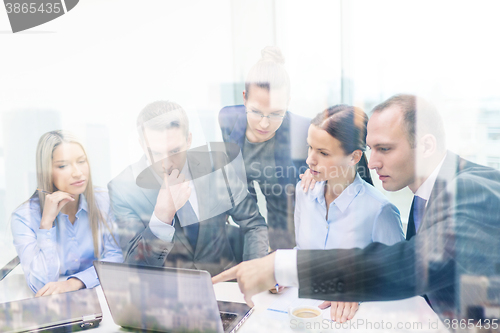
[11,130,123,296]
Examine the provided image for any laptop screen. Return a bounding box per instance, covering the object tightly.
[95,261,224,333]
[0,288,101,333]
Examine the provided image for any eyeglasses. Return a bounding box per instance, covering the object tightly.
[246,110,285,122]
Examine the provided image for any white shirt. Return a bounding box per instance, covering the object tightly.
[275,155,447,288]
[149,162,199,242]
[414,153,447,205]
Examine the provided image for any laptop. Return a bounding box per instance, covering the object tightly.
[93,261,253,333]
[0,288,102,332]
[0,256,20,281]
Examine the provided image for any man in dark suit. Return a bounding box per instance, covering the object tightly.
[108,101,269,276]
[213,94,500,323]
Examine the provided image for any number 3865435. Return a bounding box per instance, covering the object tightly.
[5,3,62,14]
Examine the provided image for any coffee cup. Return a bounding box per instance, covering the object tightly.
[288,305,323,331]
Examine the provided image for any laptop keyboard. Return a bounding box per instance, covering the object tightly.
[220,312,238,331]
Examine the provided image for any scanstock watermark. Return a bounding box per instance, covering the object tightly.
[290,318,443,331]
[3,0,79,33]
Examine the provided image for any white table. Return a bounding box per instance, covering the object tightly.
[0,266,449,332]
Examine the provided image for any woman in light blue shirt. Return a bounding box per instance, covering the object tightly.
[11,130,123,296]
[295,105,404,322]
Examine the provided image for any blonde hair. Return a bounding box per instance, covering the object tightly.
[244,46,291,99]
[35,130,116,258]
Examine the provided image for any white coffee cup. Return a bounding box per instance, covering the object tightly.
[288,305,323,331]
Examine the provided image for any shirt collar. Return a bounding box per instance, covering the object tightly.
[73,194,88,218]
[309,173,364,213]
[414,153,447,201]
[308,180,326,204]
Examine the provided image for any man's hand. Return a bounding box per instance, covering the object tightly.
[318,301,359,323]
[35,278,85,297]
[154,168,191,224]
[299,169,317,193]
[269,285,285,294]
[212,252,277,307]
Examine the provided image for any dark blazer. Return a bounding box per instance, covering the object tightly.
[219,105,309,249]
[218,105,309,193]
[107,151,269,277]
[296,152,500,320]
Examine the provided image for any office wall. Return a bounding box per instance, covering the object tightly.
[1,0,499,263]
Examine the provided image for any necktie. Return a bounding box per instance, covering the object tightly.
[176,201,199,250]
[406,196,427,240]
[406,195,433,309]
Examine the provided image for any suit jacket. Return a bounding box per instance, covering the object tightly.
[296,152,500,321]
[107,151,269,277]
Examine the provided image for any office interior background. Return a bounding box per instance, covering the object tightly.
[1,0,500,267]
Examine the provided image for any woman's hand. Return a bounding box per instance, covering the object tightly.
[35,278,84,297]
[299,169,317,193]
[40,191,75,229]
[319,301,359,323]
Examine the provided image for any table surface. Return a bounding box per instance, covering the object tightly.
[0,265,449,332]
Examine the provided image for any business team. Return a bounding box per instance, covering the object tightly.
[213,93,500,324]
[10,47,500,325]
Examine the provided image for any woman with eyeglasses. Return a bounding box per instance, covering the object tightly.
[219,46,309,251]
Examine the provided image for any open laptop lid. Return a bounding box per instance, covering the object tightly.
[94,261,225,333]
[0,288,102,333]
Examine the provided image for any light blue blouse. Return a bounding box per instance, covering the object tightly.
[11,189,123,293]
[294,174,405,250]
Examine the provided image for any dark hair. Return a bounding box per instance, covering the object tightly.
[372,94,446,150]
[136,100,189,138]
[311,104,373,185]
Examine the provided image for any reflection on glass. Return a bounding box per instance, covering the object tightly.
[0,288,101,332]
[97,263,222,333]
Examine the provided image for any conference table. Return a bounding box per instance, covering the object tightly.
[0,265,449,332]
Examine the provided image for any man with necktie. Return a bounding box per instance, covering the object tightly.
[406,196,426,240]
[108,101,269,276]
[213,94,500,324]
